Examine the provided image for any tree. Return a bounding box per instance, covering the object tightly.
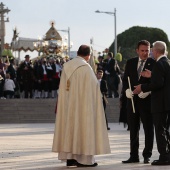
[109,26,170,70]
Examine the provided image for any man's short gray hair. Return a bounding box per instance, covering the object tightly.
[153,41,167,54]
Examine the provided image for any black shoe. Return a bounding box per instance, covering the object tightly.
[151,160,170,165]
[107,127,110,130]
[76,162,98,167]
[122,158,139,163]
[144,158,150,164]
[66,159,77,166]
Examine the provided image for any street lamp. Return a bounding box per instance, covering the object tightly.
[95,8,117,56]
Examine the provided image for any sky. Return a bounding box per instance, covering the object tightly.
[2,0,170,60]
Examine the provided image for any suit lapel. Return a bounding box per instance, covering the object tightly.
[133,57,139,81]
[143,59,150,71]
[139,58,152,81]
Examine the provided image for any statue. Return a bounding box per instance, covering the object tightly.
[12,27,19,41]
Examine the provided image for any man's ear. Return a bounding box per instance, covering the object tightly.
[136,48,138,54]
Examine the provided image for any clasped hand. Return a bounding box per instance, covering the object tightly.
[133,69,151,94]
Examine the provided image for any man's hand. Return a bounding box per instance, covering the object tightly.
[125,89,134,99]
[105,70,110,75]
[133,85,142,94]
[140,69,151,78]
[138,91,151,99]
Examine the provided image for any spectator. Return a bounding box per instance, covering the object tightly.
[105,52,120,98]
[97,69,110,130]
[18,55,34,98]
[51,58,62,98]
[0,75,5,99]
[3,73,15,99]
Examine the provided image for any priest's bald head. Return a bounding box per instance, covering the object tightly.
[77,45,91,61]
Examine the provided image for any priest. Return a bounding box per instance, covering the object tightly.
[52,45,110,167]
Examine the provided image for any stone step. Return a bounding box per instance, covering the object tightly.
[0,98,120,123]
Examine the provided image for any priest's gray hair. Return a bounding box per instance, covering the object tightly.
[152,41,167,54]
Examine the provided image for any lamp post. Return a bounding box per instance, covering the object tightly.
[0,2,10,57]
[58,27,71,57]
[95,8,117,56]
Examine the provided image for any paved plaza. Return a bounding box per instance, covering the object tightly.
[0,123,170,170]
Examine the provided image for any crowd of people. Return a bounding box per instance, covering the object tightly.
[0,51,122,100]
[0,55,70,99]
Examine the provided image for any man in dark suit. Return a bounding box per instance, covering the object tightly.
[18,55,34,98]
[105,52,120,98]
[97,70,110,130]
[96,56,107,80]
[122,40,155,164]
[134,41,170,165]
[37,58,52,98]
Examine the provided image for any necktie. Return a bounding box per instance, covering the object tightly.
[138,60,144,77]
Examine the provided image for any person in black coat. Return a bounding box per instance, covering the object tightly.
[37,58,51,98]
[96,56,107,80]
[134,41,170,165]
[6,59,16,80]
[18,55,34,98]
[97,70,110,130]
[6,59,20,98]
[105,52,120,98]
[119,88,128,129]
[122,40,155,164]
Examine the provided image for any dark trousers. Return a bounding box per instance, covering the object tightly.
[52,78,60,90]
[127,104,154,159]
[153,111,170,161]
[23,81,33,98]
[167,113,170,130]
[103,98,109,128]
[0,79,4,97]
[106,75,119,98]
[41,80,49,92]
[4,90,14,98]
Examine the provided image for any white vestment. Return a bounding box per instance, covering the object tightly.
[52,56,110,164]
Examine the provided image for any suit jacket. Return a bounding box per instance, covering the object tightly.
[6,64,16,80]
[18,61,34,82]
[141,56,170,113]
[105,58,120,76]
[99,79,107,107]
[37,64,53,80]
[123,57,155,111]
[100,79,107,94]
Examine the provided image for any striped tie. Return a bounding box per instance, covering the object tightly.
[138,60,144,77]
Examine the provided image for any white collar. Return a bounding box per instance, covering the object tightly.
[138,58,146,62]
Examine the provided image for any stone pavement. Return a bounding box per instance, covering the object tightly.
[0,123,170,170]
